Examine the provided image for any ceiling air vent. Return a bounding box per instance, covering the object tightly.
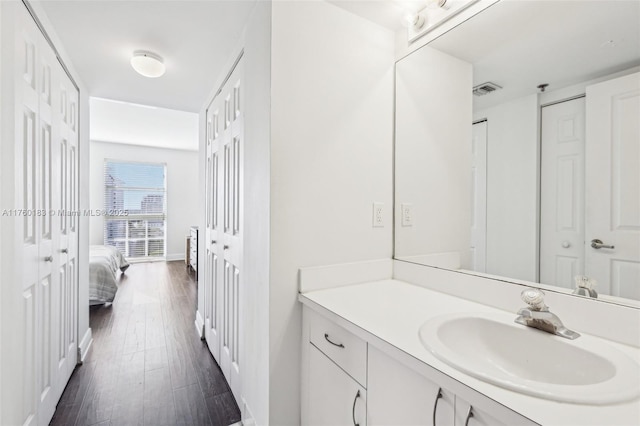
[473,82,502,96]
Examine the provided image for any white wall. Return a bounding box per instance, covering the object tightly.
[395,46,473,266]
[89,141,199,260]
[270,2,394,424]
[474,94,539,282]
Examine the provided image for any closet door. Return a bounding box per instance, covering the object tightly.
[203,57,244,404]
[219,61,243,402]
[55,70,79,392]
[36,30,59,426]
[11,4,79,425]
[204,101,222,362]
[15,10,45,425]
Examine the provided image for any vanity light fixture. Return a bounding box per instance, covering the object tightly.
[130,50,165,78]
[407,12,426,29]
[426,0,447,8]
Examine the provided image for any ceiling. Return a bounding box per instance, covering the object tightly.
[427,0,640,111]
[327,0,407,30]
[36,0,257,112]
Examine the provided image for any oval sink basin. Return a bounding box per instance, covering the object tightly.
[419,312,640,404]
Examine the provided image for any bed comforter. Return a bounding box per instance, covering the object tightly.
[89,245,129,303]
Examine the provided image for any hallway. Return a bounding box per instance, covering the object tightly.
[50,261,240,426]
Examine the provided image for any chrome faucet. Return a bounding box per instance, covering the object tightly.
[514,288,580,340]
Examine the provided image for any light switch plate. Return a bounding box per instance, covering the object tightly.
[373,202,384,228]
[401,203,413,227]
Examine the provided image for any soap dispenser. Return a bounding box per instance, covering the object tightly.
[572,275,598,299]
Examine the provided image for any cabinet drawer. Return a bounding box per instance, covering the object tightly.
[309,312,367,387]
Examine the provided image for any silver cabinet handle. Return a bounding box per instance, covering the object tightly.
[591,239,614,250]
[223,245,229,250]
[61,248,68,253]
[324,333,344,348]
[352,389,360,426]
[432,388,443,426]
[44,256,53,262]
[211,240,216,244]
[464,406,474,426]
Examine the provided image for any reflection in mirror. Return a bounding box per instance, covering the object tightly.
[394,0,640,304]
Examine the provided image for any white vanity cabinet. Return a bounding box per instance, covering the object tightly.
[308,345,367,426]
[367,346,455,425]
[303,309,368,425]
[302,306,538,426]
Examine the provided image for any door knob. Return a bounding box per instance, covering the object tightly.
[562,241,571,248]
[591,239,614,250]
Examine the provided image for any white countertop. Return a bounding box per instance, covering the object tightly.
[299,279,640,426]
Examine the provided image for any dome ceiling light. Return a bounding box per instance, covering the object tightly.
[130,50,165,78]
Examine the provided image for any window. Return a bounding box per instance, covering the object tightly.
[104,160,166,259]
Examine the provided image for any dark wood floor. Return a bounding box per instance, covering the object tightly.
[50,261,241,426]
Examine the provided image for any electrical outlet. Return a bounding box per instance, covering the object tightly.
[373,202,384,228]
[401,203,413,227]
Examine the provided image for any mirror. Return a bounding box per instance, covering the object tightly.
[394,0,640,304]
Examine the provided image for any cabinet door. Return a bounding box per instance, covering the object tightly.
[307,345,366,426]
[367,346,454,426]
[454,398,538,426]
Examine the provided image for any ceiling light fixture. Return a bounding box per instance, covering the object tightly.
[130,50,165,78]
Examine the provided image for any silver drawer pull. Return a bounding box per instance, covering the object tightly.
[60,248,68,253]
[352,390,361,426]
[464,406,474,426]
[432,388,443,426]
[44,256,53,262]
[324,333,345,348]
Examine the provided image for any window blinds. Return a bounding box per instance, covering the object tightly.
[103,160,166,259]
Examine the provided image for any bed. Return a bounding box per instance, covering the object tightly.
[89,245,129,304]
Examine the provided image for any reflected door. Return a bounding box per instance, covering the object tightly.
[540,97,586,288]
[585,73,640,299]
[471,121,487,272]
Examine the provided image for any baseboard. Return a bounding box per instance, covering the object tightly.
[241,398,255,426]
[78,328,93,362]
[166,253,185,261]
[194,310,205,339]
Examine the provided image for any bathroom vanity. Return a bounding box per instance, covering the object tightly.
[299,265,640,426]
[298,1,640,424]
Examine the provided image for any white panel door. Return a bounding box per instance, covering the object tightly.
[59,71,79,386]
[204,99,222,362]
[203,57,244,404]
[10,5,80,425]
[585,73,640,300]
[15,11,42,425]
[35,31,58,426]
[470,121,487,272]
[540,97,586,289]
[219,61,243,402]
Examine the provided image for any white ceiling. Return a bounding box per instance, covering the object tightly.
[36,0,257,113]
[90,97,199,150]
[327,0,407,30]
[427,0,640,110]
